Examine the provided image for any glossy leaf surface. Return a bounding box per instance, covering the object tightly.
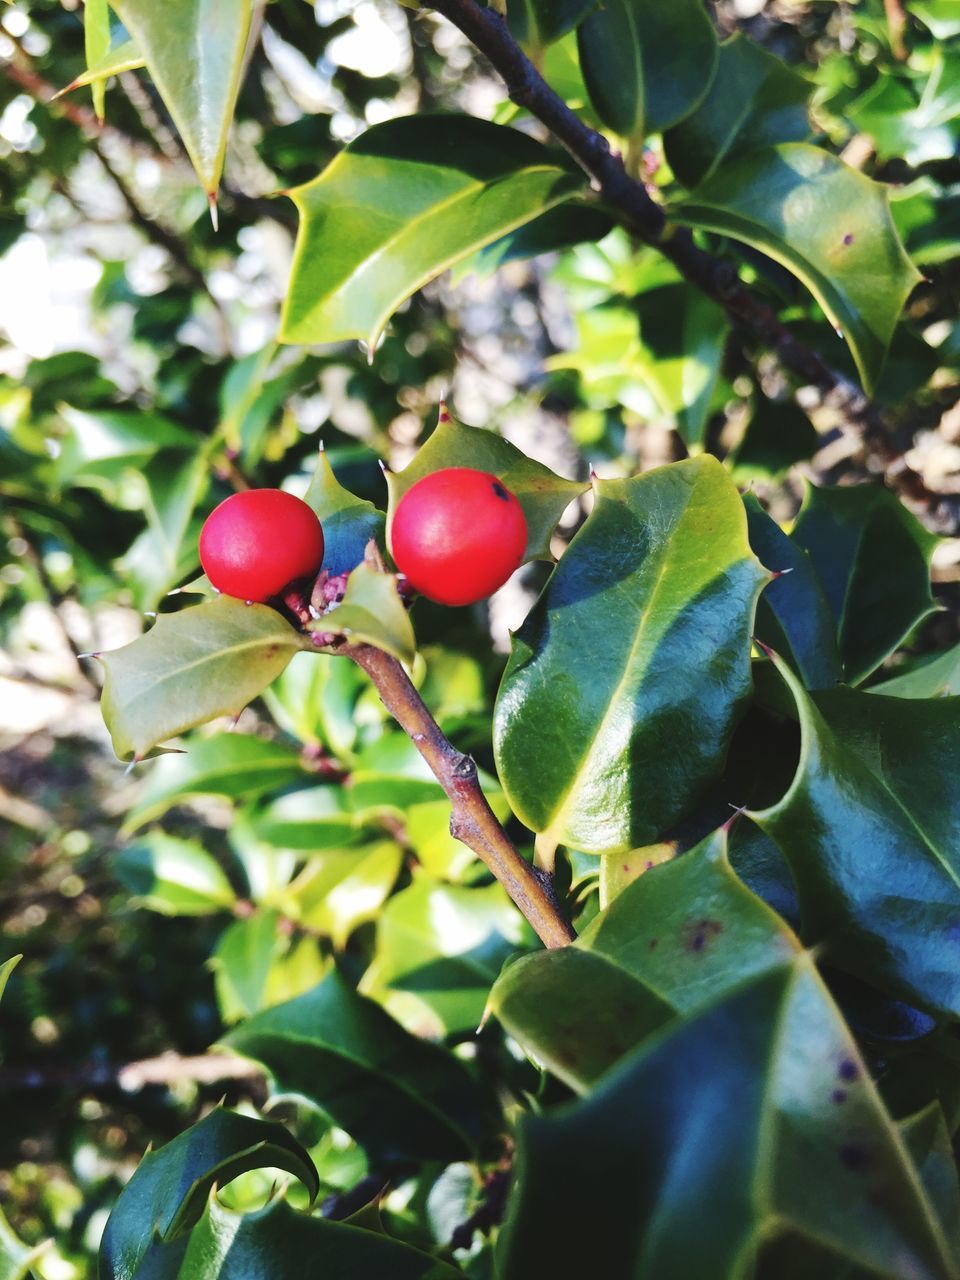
[83,0,110,119]
[495,457,768,854]
[870,644,960,699]
[506,0,598,54]
[108,0,252,198]
[498,964,954,1280]
[664,34,810,188]
[304,447,384,576]
[753,658,960,1017]
[672,144,922,392]
[222,970,489,1160]
[309,563,416,665]
[99,1108,318,1280]
[577,0,717,139]
[101,597,307,760]
[491,828,799,1088]
[280,116,584,349]
[385,409,587,564]
[115,833,236,916]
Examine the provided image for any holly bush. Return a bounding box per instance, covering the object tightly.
[1,1,959,1277]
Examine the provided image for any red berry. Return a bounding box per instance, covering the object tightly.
[391,468,527,607]
[199,489,324,603]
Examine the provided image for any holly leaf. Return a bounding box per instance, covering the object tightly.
[304,446,385,576]
[83,0,110,119]
[221,969,490,1161]
[671,144,922,393]
[385,408,587,564]
[494,456,769,855]
[506,0,599,55]
[99,1109,319,1280]
[107,0,252,202]
[0,953,21,1003]
[498,963,956,1280]
[752,654,960,1019]
[115,833,236,916]
[57,39,144,98]
[729,396,820,482]
[279,116,584,350]
[309,563,416,665]
[577,0,718,139]
[869,643,960,699]
[100,596,308,760]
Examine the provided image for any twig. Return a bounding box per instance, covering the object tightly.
[450,1166,511,1250]
[0,1051,264,1092]
[347,643,574,949]
[426,0,951,525]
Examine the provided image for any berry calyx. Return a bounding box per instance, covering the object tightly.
[199,489,325,603]
[390,467,527,607]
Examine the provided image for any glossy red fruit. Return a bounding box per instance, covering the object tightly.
[199,489,324,603]
[391,467,527,607]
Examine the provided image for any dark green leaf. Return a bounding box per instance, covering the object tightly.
[304,447,385,576]
[285,842,404,948]
[744,493,842,691]
[577,0,717,139]
[752,656,960,1018]
[279,116,584,349]
[385,408,587,564]
[507,0,598,54]
[498,964,955,1280]
[664,34,811,188]
[671,144,922,393]
[792,482,938,685]
[99,1109,319,1280]
[869,644,960,699]
[494,457,769,855]
[455,201,616,280]
[729,396,820,482]
[100,598,308,760]
[222,970,491,1161]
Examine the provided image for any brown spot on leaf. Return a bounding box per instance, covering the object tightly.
[842,233,855,246]
[838,1058,859,1082]
[682,918,724,954]
[648,938,659,951]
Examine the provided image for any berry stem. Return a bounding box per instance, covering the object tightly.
[348,643,575,949]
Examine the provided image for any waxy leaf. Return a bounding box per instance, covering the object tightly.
[304,447,384,576]
[870,643,960,699]
[175,1198,463,1280]
[577,0,718,139]
[222,970,490,1160]
[507,0,598,54]
[55,405,196,491]
[115,833,236,916]
[385,408,587,564]
[792,482,938,686]
[672,144,923,392]
[99,1109,319,1280]
[249,786,363,852]
[494,456,769,855]
[60,39,144,97]
[491,828,799,1089]
[729,396,820,481]
[101,597,307,760]
[499,963,955,1280]
[286,841,404,949]
[664,34,811,188]
[279,116,584,349]
[752,656,960,1018]
[745,494,841,691]
[309,563,416,665]
[83,0,110,119]
[109,0,252,200]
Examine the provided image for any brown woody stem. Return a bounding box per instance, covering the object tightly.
[348,643,575,949]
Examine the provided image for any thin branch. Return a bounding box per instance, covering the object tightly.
[0,1051,264,1093]
[426,0,953,526]
[347,643,575,949]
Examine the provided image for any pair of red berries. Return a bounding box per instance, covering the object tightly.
[198,468,527,609]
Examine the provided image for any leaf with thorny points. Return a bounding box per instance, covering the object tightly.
[308,562,416,665]
[751,652,960,1019]
[279,115,584,350]
[494,455,770,856]
[497,961,957,1280]
[385,405,588,565]
[98,1108,319,1280]
[303,446,385,576]
[671,143,923,393]
[100,595,308,761]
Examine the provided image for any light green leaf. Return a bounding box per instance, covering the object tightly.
[279,115,584,349]
[62,39,144,97]
[262,650,368,758]
[124,734,306,831]
[494,456,769,855]
[0,953,21,1003]
[0,1205,48,1280]
[210,912,329,1024]
[577,0,718,139]
[83,0,111,119]
[491,828,799,1088]
[55,405,196,492]
[385,408,587,564]
[752,655,960,1018]
[671,144,923,392]
[118,449,208,610]
[309,563,415,665]
[222,969,491,1160]
[286,841,404,949]
[304,446,385,576]
[870,643,960,699]
[100,596,308,760]
[498,962,955,1280]
[108,0,252,199]
[664,34,811,188]
[363,875,532,1037]
[249,786,363,852]
[99,1109,319,1280]
[115,832,236,916]
[792,481,938,686]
